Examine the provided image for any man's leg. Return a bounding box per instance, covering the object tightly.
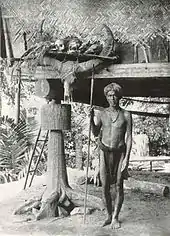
[111,152,125,229]
[111,180,124,229]
[100,150,112,226]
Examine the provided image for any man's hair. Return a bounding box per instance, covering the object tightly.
[104,83,123,98]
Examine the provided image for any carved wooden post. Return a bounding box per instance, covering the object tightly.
[33,62,72,218]
[41,101,71,189]
[133,44,139,63]
[39,99,71,218]
[31,56,106,218]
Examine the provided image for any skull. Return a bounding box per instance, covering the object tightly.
[67,38,81,54]
[54,39,65,52]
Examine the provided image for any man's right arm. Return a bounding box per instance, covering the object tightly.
[90,108,102,137]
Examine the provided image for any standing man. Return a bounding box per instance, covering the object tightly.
[90,83,132,229]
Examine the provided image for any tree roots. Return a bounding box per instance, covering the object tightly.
[14,185,103,220]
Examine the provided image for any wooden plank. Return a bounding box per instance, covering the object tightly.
[130,157,170,162]
[94,63,170,78]
[130,110,169,118]
[10,62,170,80]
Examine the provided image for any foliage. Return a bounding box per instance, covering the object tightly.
[124,97,170,156]
[0,115,37,178]
[133,115,170,156]
[64,102,93,168]
[0,59,16,105]
[64,103,100,168]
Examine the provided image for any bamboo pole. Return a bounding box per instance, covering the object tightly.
[83,65,95,224]
[0,7,6,59]
[15,67,21,124]
[168,40,170,62]
[2,17,14,64]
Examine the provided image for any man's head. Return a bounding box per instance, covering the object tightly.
[104,83,122,107]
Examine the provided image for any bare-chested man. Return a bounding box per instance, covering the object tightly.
[90,82,132,229]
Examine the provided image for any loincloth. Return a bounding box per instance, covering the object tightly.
[99,139,129,184]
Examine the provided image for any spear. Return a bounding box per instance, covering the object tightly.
[83,64,95,223]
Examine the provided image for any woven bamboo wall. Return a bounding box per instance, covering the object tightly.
[2,0,170,45]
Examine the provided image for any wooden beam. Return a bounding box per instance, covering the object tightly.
[130,110,169,118]
[125,178,169,196]
[123,97,170,104]
[33,63,170,80]
[7,62,170,80]
[94,63,170,79]
[130,157,170,162]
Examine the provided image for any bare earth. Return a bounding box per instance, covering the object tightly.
[0,171,170,236]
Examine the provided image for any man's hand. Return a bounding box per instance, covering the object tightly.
[121,158,129,172]
[90,106,95,121]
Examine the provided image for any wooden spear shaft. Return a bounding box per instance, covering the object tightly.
[83,65,95,224]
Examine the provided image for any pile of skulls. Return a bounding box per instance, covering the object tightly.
[51,35,104,55]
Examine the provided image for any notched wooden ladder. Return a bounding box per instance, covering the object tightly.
[23,128,49,189]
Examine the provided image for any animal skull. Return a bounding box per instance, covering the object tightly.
[54,39,65,52]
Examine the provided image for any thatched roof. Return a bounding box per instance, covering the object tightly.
[1,0,170,104]
[1,0,170,48]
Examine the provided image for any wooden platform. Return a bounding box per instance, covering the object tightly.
[19,62,170,80]
[18,61,170,102]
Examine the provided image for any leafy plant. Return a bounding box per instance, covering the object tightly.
[64,102,98,168]
[133,116,170,156]
[0,115,37,178]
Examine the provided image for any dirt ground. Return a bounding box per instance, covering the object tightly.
[0,170,170,236]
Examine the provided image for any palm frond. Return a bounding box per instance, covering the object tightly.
[0,116,36,173]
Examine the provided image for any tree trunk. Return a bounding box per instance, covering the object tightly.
[46,130,69,192]
[35,102,72,219]
[125,177,169,197]
[15,100,103,220]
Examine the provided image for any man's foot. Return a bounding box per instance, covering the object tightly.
[102,215,112,227]
[110,218,121,229]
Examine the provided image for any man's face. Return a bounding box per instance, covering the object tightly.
[106,90,119,107]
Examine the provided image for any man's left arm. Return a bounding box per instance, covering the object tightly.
[122,111,132,170]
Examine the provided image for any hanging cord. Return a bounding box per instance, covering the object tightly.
[83,64,95,224]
